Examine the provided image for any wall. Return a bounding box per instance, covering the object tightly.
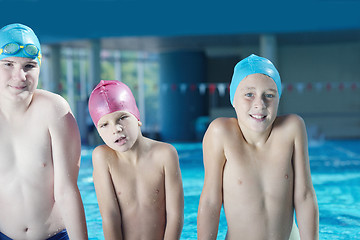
[279,41,360,139]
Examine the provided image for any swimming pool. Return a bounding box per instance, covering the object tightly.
[79,139,360,239]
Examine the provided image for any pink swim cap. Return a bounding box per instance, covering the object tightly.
[88,80,140,126]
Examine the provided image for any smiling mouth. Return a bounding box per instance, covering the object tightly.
[250,114,266,120]
[10,85,27,90]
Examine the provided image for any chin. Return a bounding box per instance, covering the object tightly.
[110,144,128,152]
[113,142,136,152]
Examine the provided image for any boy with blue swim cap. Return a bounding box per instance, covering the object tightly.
[0,23,42,65]
[0,23,88,240]
[229,54,282,105]
[198,54,319,239]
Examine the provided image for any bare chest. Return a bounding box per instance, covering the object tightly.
[109,162,166,207]
[223,140,294,196]
[0,119,53,180]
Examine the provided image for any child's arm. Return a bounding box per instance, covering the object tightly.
[292,115,319,240]
[163,145,184,240]
[92,146,123,240]
[197,118,227,240]
[49,96,88,240]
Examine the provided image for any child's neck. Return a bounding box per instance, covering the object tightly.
[0,95,33,121]
[116,133,148,164]
[240,124,273,149]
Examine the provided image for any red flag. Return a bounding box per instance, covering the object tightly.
[209,84,216,95]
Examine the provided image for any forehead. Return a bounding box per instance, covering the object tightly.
[0,56,38,64]
[98,110,132,122]
[239,73,277,89]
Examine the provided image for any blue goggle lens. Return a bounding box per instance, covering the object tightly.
[24,44,39,56]
[3,43,20,54]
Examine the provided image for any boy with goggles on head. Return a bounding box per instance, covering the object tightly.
[0,23,88,240]
[197,54,319,240]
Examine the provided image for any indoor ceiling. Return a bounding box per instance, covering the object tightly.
[3,0,360,52]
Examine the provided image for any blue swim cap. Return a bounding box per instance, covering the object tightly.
[229,54,281,106]
[0,23,42,65]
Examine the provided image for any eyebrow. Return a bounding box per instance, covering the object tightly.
[0,59,38,65]
[266,88,277,93]
[0,59,14,63]
[241,87,277,92]
[24,60,38,65]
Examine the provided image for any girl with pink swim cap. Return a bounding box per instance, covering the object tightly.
[88,80,184,239]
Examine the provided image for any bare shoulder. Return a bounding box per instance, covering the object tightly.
[33,89,71,117]
[208,117,238,129]
[206,117,238,134]
[203,117,240,147]
[141,139,179,172]
[92,145,113,161]
[92,144,109,157]
[276,114,305,128]
[92,145,115,168]
[274,114,306,137]
[148,139,178,161]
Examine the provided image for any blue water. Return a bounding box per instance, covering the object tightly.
[79,140,360,239]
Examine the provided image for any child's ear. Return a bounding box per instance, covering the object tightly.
[138,121,142,126]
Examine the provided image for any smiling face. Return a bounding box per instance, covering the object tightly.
[96,110,142,152]
[0,56,40,103]
[233,73,279,134]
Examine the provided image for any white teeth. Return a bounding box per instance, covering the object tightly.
[251,115,264,119]
[115,136,126,143]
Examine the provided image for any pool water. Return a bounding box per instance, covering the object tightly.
[79,140,360,239]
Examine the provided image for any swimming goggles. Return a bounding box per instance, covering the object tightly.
[0,42,41,58]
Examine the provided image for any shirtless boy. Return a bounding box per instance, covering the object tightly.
[197,54,319,240]
[88,80,184,240]
[0,24,88,239]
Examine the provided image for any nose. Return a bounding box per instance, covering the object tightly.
[113,124,123,134]
[253,95,266,109]
[12,67,26,82]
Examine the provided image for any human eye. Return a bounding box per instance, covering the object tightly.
[245,92,254,97]
[24,63,37,70]
[265,93,275,98]
[99,123,108,128]
[1,61,13,67]
[119,114,129,121]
